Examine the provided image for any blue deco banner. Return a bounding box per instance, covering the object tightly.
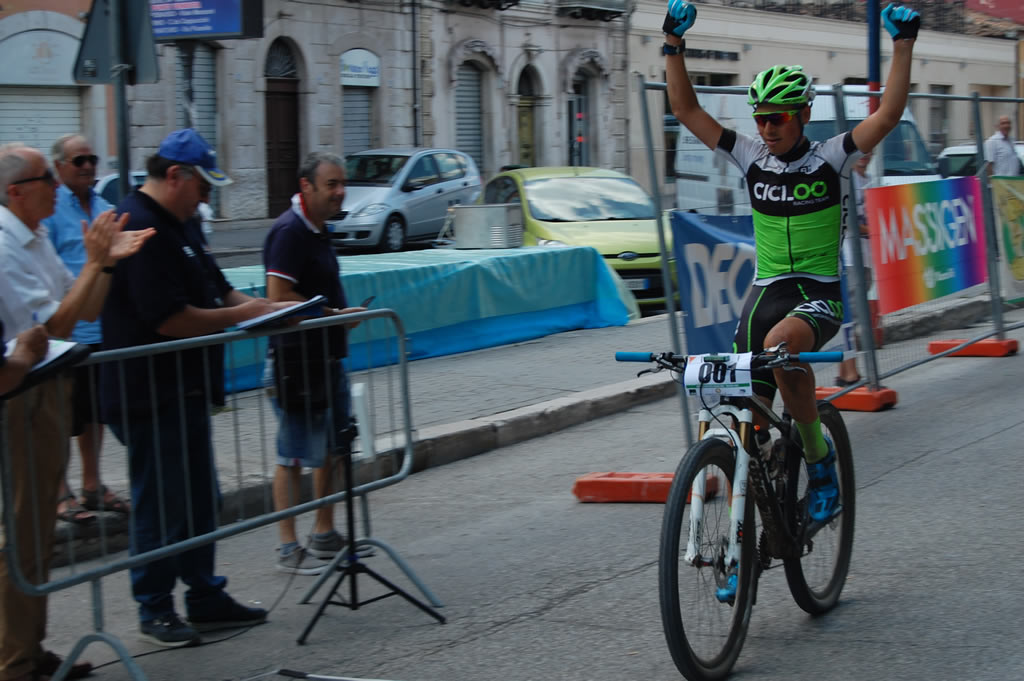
[670,211,852,354]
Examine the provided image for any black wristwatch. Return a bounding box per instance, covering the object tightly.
[662,41,685,56]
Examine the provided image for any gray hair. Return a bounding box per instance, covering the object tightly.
[298,152,345,185]
[0,142,32,207]
[50,133,87,162]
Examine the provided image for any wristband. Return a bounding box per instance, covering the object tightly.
[663,41,685,56]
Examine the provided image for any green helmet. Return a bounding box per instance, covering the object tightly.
[747,65,815,109]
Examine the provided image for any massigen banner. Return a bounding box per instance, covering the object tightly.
[864,176,987,315]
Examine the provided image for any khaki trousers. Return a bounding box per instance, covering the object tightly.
[0,379,70,680]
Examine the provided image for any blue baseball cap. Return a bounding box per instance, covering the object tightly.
[157,128,232,187]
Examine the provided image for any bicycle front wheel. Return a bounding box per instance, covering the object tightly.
[783,401,856,614]
[659,438,756,681]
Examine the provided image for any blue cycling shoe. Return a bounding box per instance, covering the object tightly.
[715,573,738,604]
[805,438,841,523]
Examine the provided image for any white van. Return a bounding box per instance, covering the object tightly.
[674,84,941,215]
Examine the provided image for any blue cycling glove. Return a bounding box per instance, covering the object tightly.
[882,3,921,41]
[663,0,697,37]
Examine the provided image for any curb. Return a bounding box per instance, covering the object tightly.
[408,372,677,472]
[51,373,678,567]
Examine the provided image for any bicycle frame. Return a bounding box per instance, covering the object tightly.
[687,392,801,571]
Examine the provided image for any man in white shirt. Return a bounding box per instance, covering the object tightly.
[0,142,152,681]
[984,115,1021,177]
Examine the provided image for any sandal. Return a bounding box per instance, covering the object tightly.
[57,494,96,525]
[833,376,862,388]
[80,485,131,514]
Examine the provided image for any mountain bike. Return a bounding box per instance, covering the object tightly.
[616,345,855,681]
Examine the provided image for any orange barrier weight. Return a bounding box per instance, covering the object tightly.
[816,385,898,412]
[927,338,1019,357]
[572,471,720,503]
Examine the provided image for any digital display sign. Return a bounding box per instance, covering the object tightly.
[150,0,261,41]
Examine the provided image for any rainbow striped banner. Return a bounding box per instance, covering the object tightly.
[864,176,987,315]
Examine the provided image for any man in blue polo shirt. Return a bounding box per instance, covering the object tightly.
[43,133,131,525]
[100,128,292,648]
[264,151,366,574]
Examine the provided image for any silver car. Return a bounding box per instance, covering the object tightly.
[328,147,482,252]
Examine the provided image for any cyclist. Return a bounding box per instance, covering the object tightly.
[662,2,920,531]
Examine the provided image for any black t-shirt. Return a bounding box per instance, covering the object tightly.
[263,204,348,359]
[100,190,233,418]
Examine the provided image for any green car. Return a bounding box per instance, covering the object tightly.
[481,166,673,309]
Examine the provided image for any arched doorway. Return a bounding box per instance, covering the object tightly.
[516,66,540,167]
[264,39,300,217]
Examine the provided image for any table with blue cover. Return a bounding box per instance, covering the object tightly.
[220,246,638,392]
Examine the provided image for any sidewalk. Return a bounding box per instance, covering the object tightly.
[54,291,1020,562]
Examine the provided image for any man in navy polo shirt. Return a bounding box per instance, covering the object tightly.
[263,151,367,574]
[100,129,292,647]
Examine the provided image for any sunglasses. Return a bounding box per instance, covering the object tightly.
[11,168,56,186]
[69,154,99,167]
[753,110,801,127]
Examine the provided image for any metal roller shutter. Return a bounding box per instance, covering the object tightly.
[176,43,219,210]
[455,64,484,172]
[342,87,372,155]
[175,43,217,143]
[0,87,81,150]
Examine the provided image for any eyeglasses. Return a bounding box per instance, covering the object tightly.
[70,154,99,167]
[753,110,801,127]
[11,168,56,186]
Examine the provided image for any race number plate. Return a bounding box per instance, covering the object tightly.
[683,353,753,404]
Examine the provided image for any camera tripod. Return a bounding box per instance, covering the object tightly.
[297,439,446,644]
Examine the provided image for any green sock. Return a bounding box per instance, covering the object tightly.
[795,418,828,463]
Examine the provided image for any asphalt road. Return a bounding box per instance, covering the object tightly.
[45,344,1024,681]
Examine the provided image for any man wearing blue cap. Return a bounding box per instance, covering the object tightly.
[100,128,293,647]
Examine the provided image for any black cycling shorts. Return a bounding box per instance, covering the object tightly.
[732,278,843,400]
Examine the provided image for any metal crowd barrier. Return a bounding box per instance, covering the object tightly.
[0,308,436,680]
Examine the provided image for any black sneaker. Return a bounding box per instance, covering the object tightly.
[139,614,201,648]
[187,597,268,633]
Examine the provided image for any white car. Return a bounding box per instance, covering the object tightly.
[937,143,1024,177]
[93,171,148,206]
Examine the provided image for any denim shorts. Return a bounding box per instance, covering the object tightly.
[266,359,352,468]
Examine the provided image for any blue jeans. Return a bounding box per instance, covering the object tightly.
[271,363,352,467]
[109,396,231,622]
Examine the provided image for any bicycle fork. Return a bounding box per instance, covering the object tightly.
[684,406,751,575]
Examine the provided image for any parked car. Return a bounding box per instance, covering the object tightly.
[93,171,147,206]
[327,148,482,252]
[937,143,1024,177]
[480,166,671,309]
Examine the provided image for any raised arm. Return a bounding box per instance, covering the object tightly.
[663,0,723,151]
[851,4,920,153]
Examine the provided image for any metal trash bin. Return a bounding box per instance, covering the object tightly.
[448,204,524,249]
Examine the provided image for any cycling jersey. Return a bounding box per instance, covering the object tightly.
[717,129,861,283]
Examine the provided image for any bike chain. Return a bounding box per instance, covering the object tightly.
[748,446,790,560]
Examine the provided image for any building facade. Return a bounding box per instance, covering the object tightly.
[0,0,1018,219]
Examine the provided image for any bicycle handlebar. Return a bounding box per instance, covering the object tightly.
[614,352,656,362]
[614,349,845,367]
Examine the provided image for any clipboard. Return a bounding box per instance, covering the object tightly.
[237,295,327,331]
[1,338,92,401]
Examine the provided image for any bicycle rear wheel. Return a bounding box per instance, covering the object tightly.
[659,438,756,681]
[783,401,856,614]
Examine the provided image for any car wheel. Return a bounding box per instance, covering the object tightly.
[377,215,406,253]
